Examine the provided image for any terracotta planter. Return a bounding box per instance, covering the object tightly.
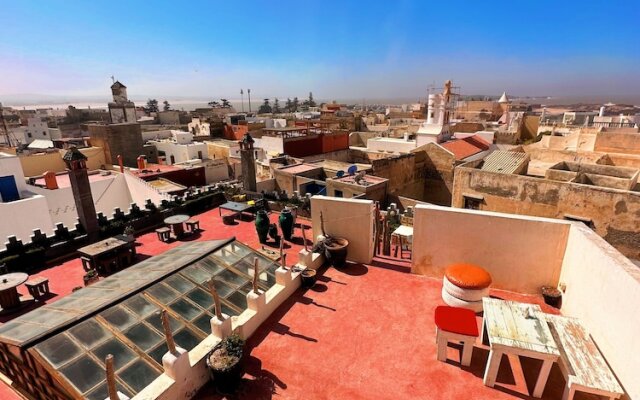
[324,238,349,268]
[541,286,562,308]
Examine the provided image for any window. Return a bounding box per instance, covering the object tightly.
[27,132,32,138]
[170,155,175,164]
[197,151,203,160]
[463,196,481,210]
[43,131,47,135]
[334,190,343,198]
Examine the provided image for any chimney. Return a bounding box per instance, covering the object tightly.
[117,155,124,173]
[137,155,147,170]
[44,171,58,190]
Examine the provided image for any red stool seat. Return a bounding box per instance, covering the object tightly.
[435,305,479,337]
[445,263,492,290]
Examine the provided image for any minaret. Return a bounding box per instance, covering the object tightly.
[239,133,257,192]
[63,147,99,241]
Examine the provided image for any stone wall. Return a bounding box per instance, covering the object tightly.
[87,123,145,167]
[594,131,640,155]
[417,143,455,206]
[453,165,640,258]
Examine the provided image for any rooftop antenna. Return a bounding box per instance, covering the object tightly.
[247,89,252,113]
[110,75,115,84]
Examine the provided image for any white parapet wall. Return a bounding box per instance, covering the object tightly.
[133,268,302,400]
[559,224,640,400]
[411,204,570,294]
[310,195,375,264]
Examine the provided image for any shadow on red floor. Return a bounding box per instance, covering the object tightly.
[194,261,567,400]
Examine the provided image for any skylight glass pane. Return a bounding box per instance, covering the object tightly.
[59,354,103,393]
[217,269,248,288]
[181,264,211,283]
[199,258,225,275]
[164,274,196,293]
[144,311,182,334]
[146,283,179,304]
[193,313,213,335]
[100,306,137,330]
[85,380,133,400]
[213,247,241,264]
[123,294,159,318]
[221,302,240,317]
[174,328,201,351]
[35,333,83,368]
[92,339,136,371]
[148,343,168,364]
[186,288,214,309]
[123,324,162,351]
[227,290,248,310]
[168,298,201,321]
[119,359,160,393]
[68,319,110,349]
[210,279,235,298]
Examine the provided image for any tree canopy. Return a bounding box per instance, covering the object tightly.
[146,99,159,113]
[163,100,171,111]
[258,98,272,114]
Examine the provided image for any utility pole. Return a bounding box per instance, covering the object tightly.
[247,89,251,113]
[0,102,15,148]
[240,89,245,112]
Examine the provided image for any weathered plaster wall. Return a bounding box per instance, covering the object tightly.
[411,205,569,294]
[595,132,640,155]
[453,166,640,259]
[311,196,375,264]
[560,224,640,400]
[88,123,146,167]
[417,143,455,206]
[18,147,106,177]
[0,194,53,245]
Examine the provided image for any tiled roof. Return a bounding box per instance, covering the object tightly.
[440,136,490,160]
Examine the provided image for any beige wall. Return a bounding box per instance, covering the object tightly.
[560,224,640,400]
[452,166,640,259]
[411,205,569,294]
[311,196,375,264]
[595,132,640,155]
[19,147,106,177]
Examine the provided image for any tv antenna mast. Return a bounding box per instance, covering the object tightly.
[0,102,17,148]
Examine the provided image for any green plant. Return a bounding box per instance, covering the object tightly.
[85,269,98,278]
[208,334,245,371]
[124,225,135,236]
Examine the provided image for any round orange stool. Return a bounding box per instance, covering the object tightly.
[442,263,492,312]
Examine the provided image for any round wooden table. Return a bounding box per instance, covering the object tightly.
[0,273,28,310]
[164,214,190,238]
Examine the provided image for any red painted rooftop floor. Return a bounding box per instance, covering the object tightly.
[195,258,570,400]
[0,207,308,400]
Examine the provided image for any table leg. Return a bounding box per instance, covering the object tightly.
[532,358,554,398]
[481,316,487,345]
[483,349,502,387]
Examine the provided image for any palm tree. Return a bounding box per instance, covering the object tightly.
[221,99,231,108]
[208,100,220,108]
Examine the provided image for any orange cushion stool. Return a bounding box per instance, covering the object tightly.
[434,305,478,366]
[445,263,492,290]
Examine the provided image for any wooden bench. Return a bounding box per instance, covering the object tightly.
[155,227,171,242]
[25,277,50,299]
[543,314,624,400]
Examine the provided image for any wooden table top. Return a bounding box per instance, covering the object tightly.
[483,297,559,357]
[78,237,128,258]
[0,273,28,291]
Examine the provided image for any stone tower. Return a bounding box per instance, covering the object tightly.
[63,147,99,241]
[239,133,257,192]
[108,81,137,123]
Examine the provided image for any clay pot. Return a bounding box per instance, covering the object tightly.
[279,210,294,241]
[324,238,349,268]
[255,210,270,243]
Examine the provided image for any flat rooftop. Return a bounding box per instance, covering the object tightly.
[195,258,566,400]
[33,170,117,189]
[333,174,388,186]
[277,163,323,175]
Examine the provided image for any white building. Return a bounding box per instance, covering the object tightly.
[108,81,137,124]
[416,80,455,146]
[188,117,211,136]
[19,117,61,144]
[148,131,208,165]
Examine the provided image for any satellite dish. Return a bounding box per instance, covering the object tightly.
[336,170,345,178]
[347,165,357,175]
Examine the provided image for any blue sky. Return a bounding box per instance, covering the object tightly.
[0,0,638,101]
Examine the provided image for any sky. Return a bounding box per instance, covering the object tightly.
[0,0,639,103]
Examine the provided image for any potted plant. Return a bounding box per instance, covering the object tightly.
[301,268,317,288]
[83,269,99,286]
[322,236,349,268]
[541,286,562,308]
[206,334,246,394]
[123,225,135,242]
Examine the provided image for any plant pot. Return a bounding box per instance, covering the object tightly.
[301,269,317,288]
[541,286,562,308]
[324,238,349,268]
[255,210,270,243]
[206,344,245,394]
[285,205,298,225]
[279,210,294,241]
